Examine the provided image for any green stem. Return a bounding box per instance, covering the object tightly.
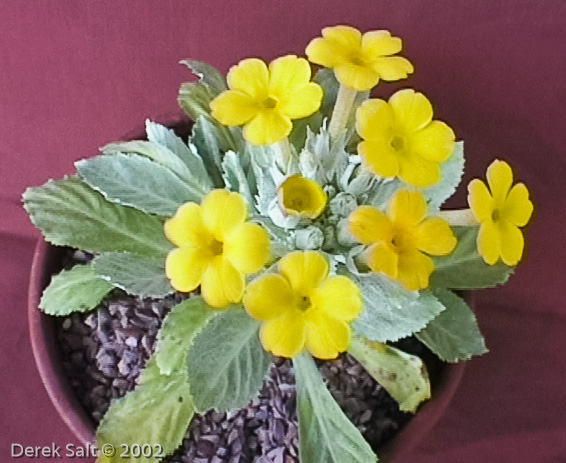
[328,84,357,138]
[433,208,477,226]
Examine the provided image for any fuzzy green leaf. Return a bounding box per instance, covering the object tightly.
[222,150,254,206]
[294,352,377,463]
[416,289,488,362]
[424,141,465,210]
[93,252,173,298]
[23,177,172,257]
[187,308,271,413]
[179,59,227,95]
[348,270,445,343]
[178,81,214,121]
[76,154,207,216]
[431,226,514,289]
[190,116,228,187]
[314,69,339,118]
[348,338,431,413]
[96,358,193,463]
[39,264,113,316]
[155,297,215,375]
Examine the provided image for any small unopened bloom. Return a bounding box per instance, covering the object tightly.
[278,175,327,219]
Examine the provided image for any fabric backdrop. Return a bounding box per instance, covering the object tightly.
[1,1,565,462]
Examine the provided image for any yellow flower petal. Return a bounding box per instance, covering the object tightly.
[321,25,362,52]
[278,175,327,219]
[389,89,433,134]
[477,221,500,265]
[277,83,323,119]
[200,256,245,308]
[269,55,312,97]
[311,275,361,322]
[397,249,434,291]
[165,247,208,292]
[366,243,399,279]
[201,189,247,241]
[279,251,329,295]
[210,90,258,126]
[361,30,402,57]
[305,37,342,67]
[164,202,209,248]
[415,218,457,256]
[243,110,292,145]
[502,182,533,227]
[388,190,427,227]
[468,179,494,222]
[305,311,351,360]
[348,205,393,245]
[355,98,394,141]
[371,56,414,81]
[227,58,269,100]
[260,310,307,358]
[407,121,455,163]
[498,222,524,266]
[486,159,513,205]
[398,150,440,187]
[358,140,400,179]
[334,62,379,91]
[243,273,294,321]
[224,222,270,273]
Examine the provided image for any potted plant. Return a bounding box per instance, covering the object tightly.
[24,24,533,463]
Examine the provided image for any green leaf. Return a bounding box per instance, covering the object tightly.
[190,116,227,187]
[314,69,339,119]
[39,264,113,316]
[431,226,514,289]
[365,178,402,209]
[92,252,173,298]
[221,150,254,206]
[23,177,172,257]
[348,337,431,413]
[294,352,377,463]
[145,120,212,189]
[423,141,465,210]
[178,81,214,121]
[96,358,193,463]
[416,288,488,362]
[76,154,207,216]
[155,297,215,376]
[187,308,272,413]
[347,270,445,343]
[179,59,227,96]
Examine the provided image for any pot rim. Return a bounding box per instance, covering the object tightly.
[28,238,467,457]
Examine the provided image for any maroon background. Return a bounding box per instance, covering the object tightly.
[2,1,565,462]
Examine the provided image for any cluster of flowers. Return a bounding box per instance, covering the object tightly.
[165,25,533,360]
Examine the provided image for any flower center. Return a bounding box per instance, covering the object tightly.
[391,135,405,152]
[491,209,501,223]
[297,295,312,312]
[391,224,414,250]
[262,96,279,110]
[209,239,224,256]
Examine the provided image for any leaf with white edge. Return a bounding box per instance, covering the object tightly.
[93,252,173,299]
[364,178,403,208]
[101,140,192,180]
[314,69,339,118]
[294,352,378,463]
[301,126,349,185]
[346,269,445,343]
[423,141,465,210]
[96,358,193,463]
[155,297,216,375]
[416,288,488,362]
[76,154,207,216]
[187,308,272,413]
[190,116,228,187]
[250,155,278,216]
[145,120,212,189]
[40,264,113,316]
[178,81,214,121]
[179,59,227,95]
[288,113,323,152]
[348,337,431,413]
[431,226,514,289]
[222,151,254,206]
[23,177,172,257]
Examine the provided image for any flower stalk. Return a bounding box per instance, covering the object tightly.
[432,208,477,226]
[328,84,357,138]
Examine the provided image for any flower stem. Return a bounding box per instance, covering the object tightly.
[328,84,357,138]
[433,208,478,226]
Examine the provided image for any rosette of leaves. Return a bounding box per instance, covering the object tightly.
[23,62,513,463]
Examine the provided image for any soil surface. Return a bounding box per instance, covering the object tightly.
[55,251,440,463]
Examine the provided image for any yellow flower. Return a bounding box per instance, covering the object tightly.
[210,55,323,145]
[243,251,361,359]
[356,89,456,188]
[348,190,457,291]
[278,175,327,219]
[306,25,413,91]
[468,159,533,266]
[164,189,270,309]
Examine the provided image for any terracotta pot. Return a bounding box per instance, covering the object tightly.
[28,239,467,460]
